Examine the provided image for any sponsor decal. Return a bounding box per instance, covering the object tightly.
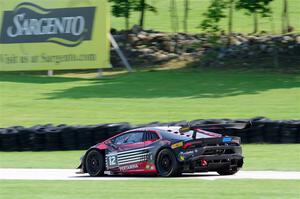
[178,153,185,161]
[145,164,155,170]
[0,2,96,47]
[223,137,232,143]
[179,126,190,133]
[119,164,139,171]
[106,147,151,166]
[171,142,183,149]
[178,151,195,161]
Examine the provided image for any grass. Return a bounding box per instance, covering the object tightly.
[243,144,300,171]
[0,69,299,127]
[0,68,299,198]
[0,180,299,199]
[1,144,299,171]
[111,0,300,33]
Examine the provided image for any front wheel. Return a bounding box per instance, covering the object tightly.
[85,149,105,177]
[156,148,181,177]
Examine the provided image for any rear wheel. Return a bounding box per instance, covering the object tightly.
[156,148,181,177]
[85,149,105,177]
[217,167,239,176]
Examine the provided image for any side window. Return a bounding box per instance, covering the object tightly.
[151,132,159,140]
[126,132,144,144]
[113,134,131,145]
[145,132,159,141]
[113,132,144,145]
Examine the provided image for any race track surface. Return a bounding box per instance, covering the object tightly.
[0,169,299,180]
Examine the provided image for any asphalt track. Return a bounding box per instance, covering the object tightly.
[0,169,299,180]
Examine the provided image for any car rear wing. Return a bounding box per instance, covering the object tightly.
[179,122,252,139]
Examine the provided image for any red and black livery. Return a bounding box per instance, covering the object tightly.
[78,123,248,177]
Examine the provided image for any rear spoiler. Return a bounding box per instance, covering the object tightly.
[179,122,252,139]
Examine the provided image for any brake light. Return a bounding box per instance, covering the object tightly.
[182,143,192,149]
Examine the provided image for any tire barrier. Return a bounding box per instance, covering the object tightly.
[0,118,299,151]
[0,123,131,151]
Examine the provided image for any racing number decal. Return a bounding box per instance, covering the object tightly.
[108,156,118,166]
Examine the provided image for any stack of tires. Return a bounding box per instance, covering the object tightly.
[0,118,299,151]
[0,123,131,151]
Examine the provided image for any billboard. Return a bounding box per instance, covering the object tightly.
[0,0,110,71]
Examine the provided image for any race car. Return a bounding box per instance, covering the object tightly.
[77,123,248,177]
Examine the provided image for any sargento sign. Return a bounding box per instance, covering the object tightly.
[1,3,96,47]
[0,0,110,71]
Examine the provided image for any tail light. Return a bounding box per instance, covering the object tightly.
[182,143,192,149]
[201,159,208,166]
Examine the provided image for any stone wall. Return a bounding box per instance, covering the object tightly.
[111,26,300,68]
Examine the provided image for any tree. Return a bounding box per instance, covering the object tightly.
[139,0,146,28]
[170,0,179,32]
[109,0,134,30]
[135,0,157,28]
[228,0,234,36]
[109,0,156,30]
[281,0,290,33]
[236,0,274,34]
[200,0,227,34]
[183,0,190,33]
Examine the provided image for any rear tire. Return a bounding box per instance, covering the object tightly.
[85,149,105,177]
[217,167,239,176]
[156,148,181,177]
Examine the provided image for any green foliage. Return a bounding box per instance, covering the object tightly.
[109,0,300,33]
[200,0,274,34]
[134,0,157,13]
[235,0,274,33]
[109,0,132,18]
[109,0,156,29]
[236,0,274,17]
[200,0,228,34]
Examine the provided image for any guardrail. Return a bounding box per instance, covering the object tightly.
[0,117,299,151]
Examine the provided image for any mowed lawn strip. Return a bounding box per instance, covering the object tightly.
[0,180,299,199]
[0,145,299,171]
[0,70,299,127]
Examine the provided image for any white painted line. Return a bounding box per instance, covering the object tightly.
[0,169,299,181]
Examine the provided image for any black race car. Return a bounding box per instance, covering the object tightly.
[78,123,248,177]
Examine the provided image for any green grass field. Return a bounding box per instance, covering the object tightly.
[111,0,300,33]
[0,69,299,127]
[0,180,299,199]
[1,68,300,199]
[1,145,299,171]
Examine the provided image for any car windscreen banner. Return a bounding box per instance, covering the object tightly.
[0,0,110,71]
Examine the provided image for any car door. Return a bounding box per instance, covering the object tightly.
[106,131,146,170]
